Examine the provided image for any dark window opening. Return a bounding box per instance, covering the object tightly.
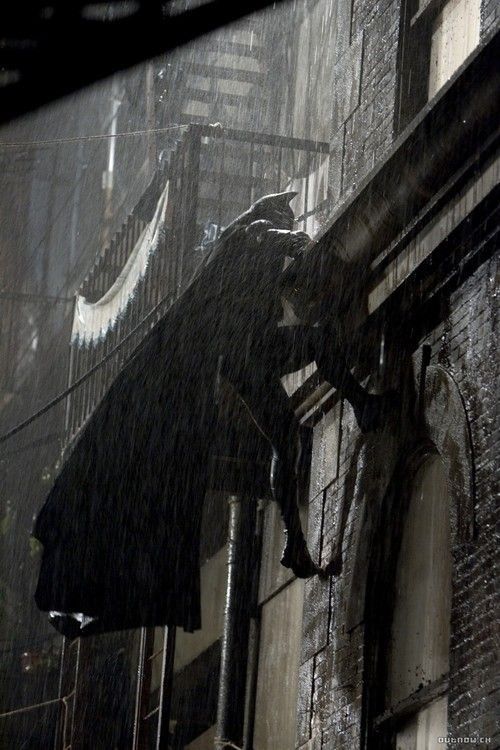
[395,0,481,133]
[366,450,452,749]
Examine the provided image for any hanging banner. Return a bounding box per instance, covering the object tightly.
[71,181,169,344]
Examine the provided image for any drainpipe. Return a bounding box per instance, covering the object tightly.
[242,499,264,750]
[216,495,257,749]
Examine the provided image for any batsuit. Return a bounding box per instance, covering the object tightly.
[33,191,301,637]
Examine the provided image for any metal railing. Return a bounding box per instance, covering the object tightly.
[65,125,329,444]
[57,124,328,749]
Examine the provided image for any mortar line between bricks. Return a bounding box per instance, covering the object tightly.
[309,653,317,744]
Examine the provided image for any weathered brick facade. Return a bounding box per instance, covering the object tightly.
[298,254,498,748]
[293,0,499,746]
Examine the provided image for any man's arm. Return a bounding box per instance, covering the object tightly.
[224,361,324,579]
[245,220,311,258]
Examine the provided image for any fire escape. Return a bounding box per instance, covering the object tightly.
[46,124,328,750]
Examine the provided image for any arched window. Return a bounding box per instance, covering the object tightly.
[371,453,452,747]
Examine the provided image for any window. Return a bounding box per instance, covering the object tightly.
[168,544,228,748]
[396,0,481,131]
[252,497,307,750]
[253,577,305,749]
[428,0,481,97]
[131,492,230,749]
[372,454,452,748]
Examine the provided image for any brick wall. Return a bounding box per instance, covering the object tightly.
[329,0,499,212]
[296,0,499,744]
[433,256,498,743]
[482,0,500,37]
[297,248,498,748]
[329,0,400,206]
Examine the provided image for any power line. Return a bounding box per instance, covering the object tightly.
[0,696,62,720]
[0,292,171,447]
[0,124,189,151]
[2,106,119,305]
[2,117,174,366]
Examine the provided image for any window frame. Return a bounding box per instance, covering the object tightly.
[363,441,452,750]
[394,0,480,133]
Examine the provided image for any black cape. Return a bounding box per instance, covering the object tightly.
[33,192,298,637]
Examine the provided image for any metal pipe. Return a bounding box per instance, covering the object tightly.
[132,627,154,750]
[156,626,176,750]
[242,499,265,750]
[216,495,256,748]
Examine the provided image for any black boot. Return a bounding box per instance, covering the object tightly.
[281,529,326,578]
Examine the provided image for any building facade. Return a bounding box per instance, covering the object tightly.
[287,1,499,748]
[0,0,498,748]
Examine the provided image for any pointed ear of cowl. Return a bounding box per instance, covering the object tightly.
[258,190,297,208]
[277,190,298,205]
[218,191,298,239]
[251,190,297,214]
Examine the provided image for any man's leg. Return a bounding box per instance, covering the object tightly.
[226,362,323,578]
[272,325,394,433]
[314,325,397,432]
